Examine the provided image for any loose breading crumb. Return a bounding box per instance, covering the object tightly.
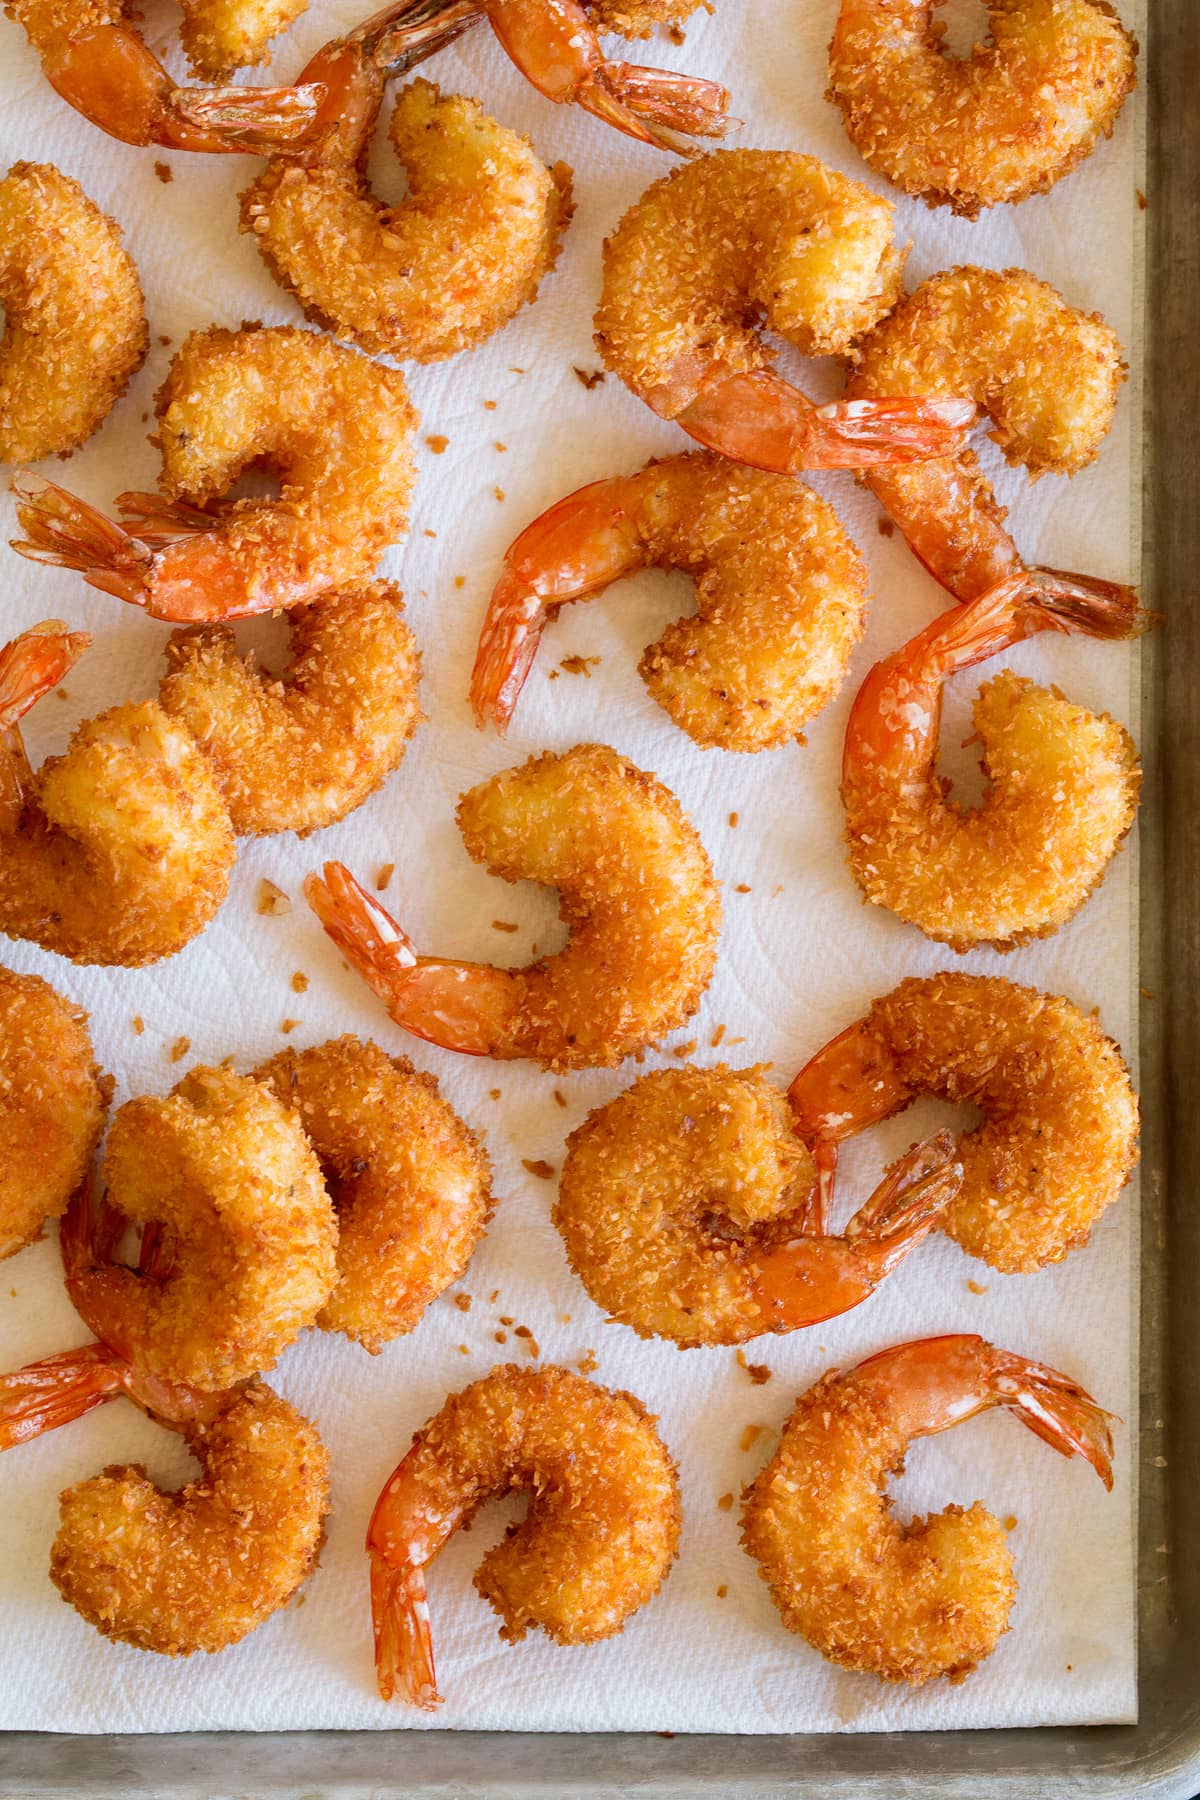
[257,878,291,916]
[168,1036,190,1063]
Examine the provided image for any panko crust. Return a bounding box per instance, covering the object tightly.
[255,1035,492,1351]
[0,162,147,465]
[585,0,701,34]
[179,0,307,77]
[0,966,109,1259]
[51,1381,330,1654]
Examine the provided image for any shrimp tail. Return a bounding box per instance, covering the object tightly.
[845,1130,962,1276]
[58,1172,126,1285]
[677,373,975,473]
[113,491,227,543]
[9,474,153,606]
[357,0,484,75]
[1022,567,1148,640]
[169,83,328,153]
[305,862,418,1005]
[370,1550,442,1708]
[0,1343,127,1449]
[0,621,92,732]
[989,1348,1116,1490]
[580,64,736,156]
[470,568,545,730]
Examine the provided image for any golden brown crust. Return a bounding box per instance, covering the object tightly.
[178,0,307,77]
[585,0,701,34]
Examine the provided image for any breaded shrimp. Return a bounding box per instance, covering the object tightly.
[159,583,422,838]
[0,624,235,967]
[471,452,868,749]
[742,1334,1115,1684]
[828,0,1137,217]
[367,1364,680,1707]
[0,965,108,1260]
[556,1065,962,1346]
[243,64,572,361]
[841,576,1141,950]
[594,151,975,473]
[306,742,722,1071]
[0,163,147,466]
[789,973,1140,1273]
[12,325,418,622]
[847,267,1135,611]
[255,1035,492,1351]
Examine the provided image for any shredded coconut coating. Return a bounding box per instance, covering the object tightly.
[255,1035,492,1352]
[828,0,1137,217]
[179,0,308,77]
[0,162,147,465]
[585,0,700,33]
[51,1381,330,1655]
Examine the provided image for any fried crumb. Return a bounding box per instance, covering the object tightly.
[131,1015,145,1035]
[291,972,309,993]
[494,441,507,452]
[771,885,783,898]
[489,1288,500,1303]
[515,1326,539,1357]
[967,1278,988,1295]
[548,668,559,681]
[424,528,437,538]
[716,1584,728,1598]
[375,863,394,891]
[710,1024,726,1047]
[454,1293,472,1313]
[1136,188,1147,210]
[573,366,605,389]
[553,1088,567,1108]
[153,160,173,183]
[280,1018,299,1034]
[500,1315,515,1326]
[168,1035,190,1063]
[522,1158,556,1180]
[56,687,69,700]
[257,878,290,916]
[559,654,600,677]
[878,516,895,537]
[736,1349,771,1385]
[158,334,172,347]
[734,883,751,894]
[425,434,449,454]
[491,919,519,932]
[454,575,466,589]
[717,1492,734,1512]
[577,1349,598,1375]
[494,1330,508,1344]
[494,486,506,501]
[1004,1515,1018,1531]
[726,1035,746,1047]
[739,1424,765,1452]
[458,1343,470,1355]
[671,1039,697,1059]
[483,399,497,410]
[728,811,739,828]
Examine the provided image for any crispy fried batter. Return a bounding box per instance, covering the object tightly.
[585,0,699,31]
[178,0,307,77]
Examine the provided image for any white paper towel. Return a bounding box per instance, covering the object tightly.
[0,0,1144,1734]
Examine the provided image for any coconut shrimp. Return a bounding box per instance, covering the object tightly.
[841,575,1141,950]
[471,452,868,750]
[0,965,108,1261]
[556,1065,962,1347]
[741,1334,1114,1684]
[306,742,721,1071]
[254,1036,492,1352]
[243,58,572,361]
[594,152,975,474]
[367,1364,680,1707]
[6,0,325,150]
[11,325,418,623]
[828,1,1137,218]
[0,624,235,967]
[0,163,147,466]
[847,267,1135,610]
[788,974,1139,1273]
[159,583,421,838]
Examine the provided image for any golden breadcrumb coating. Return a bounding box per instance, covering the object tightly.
[179,0,307,77]
[585,0,700,32]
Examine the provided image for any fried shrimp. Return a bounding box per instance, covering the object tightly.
[556,1066,962,1346]
[367,1364,680,1707]
[243,55,572,361]
[0,965,107,1261]
[11,325,418,622]
[828,0,1137,217]
[158,583,421,837]
[0,624,235,967]
[847,267,1135,611]
[841,576,1141,950]
[0,163,147,466]
[254,1035,492,1352]
[789,974,1139,1273]
[741,1334,1115,1684]
[594,152,975,474]
[306,743,721,1071]
[470,452,868,749]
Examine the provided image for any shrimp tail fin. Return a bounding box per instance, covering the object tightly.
[582,64,736,155]
[58,1172,125,1284]
[305,862,418,1006]
[1023,567,1150,640]
[806,396,978,467]
[470,568,545,731]
[990,1350,1116,1491]
[370,1551,442,1708]
[9,474,153,606]
[114,491,226,544]
[0,1343,127,1450]
[358,0,483,76]
[0,621,91,732]
[169,82,328,152]
[846,1130,962,1276]
[677,374,975,474]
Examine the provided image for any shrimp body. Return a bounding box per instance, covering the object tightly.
[255,1036,492,1351]
[243,72,572,362]
[742,1334,1114,1684]
[12,326,418,622]
[0,966,107,1260]
[841,577,1141,950]
[471,452,867,749]
[556,1065,962,1346]
[828,0,1137,217]
[367,1364,680,1707]
[847,267,1133,609]
[0,625,235,967]
[0,163,147,465]
[306,742,721,1071]
[159,583,421,837]
[595,152,975,473]
[789,975,1138,1273]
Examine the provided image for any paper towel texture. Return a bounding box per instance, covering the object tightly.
[0,0,1144,1733]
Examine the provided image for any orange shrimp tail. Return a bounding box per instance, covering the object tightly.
[845,1130,962,1275]
[370,1551,441,1708]
[989,1348,1116,1491]
[0,621,91,733]
[361,0,483,73]
[169,83,328,153]
[582,63,735,155]
[0,1343,127,1450]
[470,568,545,730]
[305,862,418,1002]
[677,373,975,473]
[9,475,153,606]
[113,491,227,543]
[1022,566,1149,640]
[58,1173,125,1285]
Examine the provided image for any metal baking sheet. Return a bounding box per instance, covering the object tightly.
[3,0,1197,1790]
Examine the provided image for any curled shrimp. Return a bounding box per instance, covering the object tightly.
[366,1364,680,1707]
[841,575,1142,950]
[158,583,422,838]
[788,973,1140,1273]
[827,0,1137,217]
[305,742,721,1071]
[5,0,325,150]
[593,151,975,474]
[0,162,147,465]
[847,267,1136,611]
[741,1333,1115,1684]
[11,325,418,622]
[470,451,867,749]
[0,964,108,1261]
[0,623,235,966]
[556,1064,962,1347]
[254,1035,492,1352]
